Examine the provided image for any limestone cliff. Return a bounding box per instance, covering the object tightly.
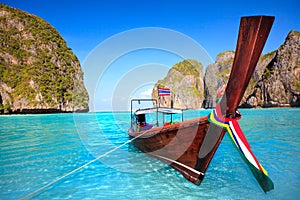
[203,50,234,108]
[242,30,300,107]
[152,59,204,109]
[203,30,300,108]
[0,4,89,114]
[153,29,300,109]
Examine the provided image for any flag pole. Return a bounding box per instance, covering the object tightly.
[157,86,161,108]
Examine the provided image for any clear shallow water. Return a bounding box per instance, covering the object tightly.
[0,108,299,199]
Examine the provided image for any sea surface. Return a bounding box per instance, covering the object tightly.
[0,108,299,200]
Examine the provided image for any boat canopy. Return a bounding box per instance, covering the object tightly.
[130,99,185,129]
[135,107,183,115]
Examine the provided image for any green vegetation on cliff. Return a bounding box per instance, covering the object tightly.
[152,59,204,109]
[172,59,202,76]
[0,4,89,113]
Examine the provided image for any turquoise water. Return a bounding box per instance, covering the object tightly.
[0,108,299,199]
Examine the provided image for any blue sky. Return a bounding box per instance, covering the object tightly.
[3,0,300,111]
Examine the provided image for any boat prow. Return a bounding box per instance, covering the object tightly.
[129,115,209,184]
[128,16,275,191]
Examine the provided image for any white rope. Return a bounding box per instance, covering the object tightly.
[21,130,149,200]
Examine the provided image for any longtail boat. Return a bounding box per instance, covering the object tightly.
[128,16,275,192]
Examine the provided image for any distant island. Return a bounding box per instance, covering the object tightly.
[0,4,89,114]
[153,30,300,109]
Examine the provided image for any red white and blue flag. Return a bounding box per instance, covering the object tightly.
[158,88,171,96]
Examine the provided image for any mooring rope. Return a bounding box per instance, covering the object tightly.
[21,130,149,200]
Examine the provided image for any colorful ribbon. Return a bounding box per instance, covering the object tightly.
[208,104,274,193]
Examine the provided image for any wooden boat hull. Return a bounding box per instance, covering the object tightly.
[128,16,274,186]
[129,116,210,184]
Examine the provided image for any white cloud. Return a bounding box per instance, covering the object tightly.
[139,88,153,98]
[101,98,112,102]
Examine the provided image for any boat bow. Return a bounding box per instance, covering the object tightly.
[195,16,275,192]
[129,16,275,192]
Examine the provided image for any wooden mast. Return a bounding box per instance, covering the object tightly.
[195,16,274,180]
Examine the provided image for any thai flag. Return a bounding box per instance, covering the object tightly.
[158,88,171,96]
